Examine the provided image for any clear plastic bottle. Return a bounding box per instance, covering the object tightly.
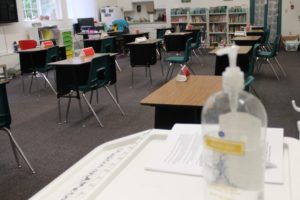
[201,45,267,200]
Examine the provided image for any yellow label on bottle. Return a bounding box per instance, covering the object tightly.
[205,136,245,156]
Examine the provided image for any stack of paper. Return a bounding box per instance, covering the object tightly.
[145,124,284,184]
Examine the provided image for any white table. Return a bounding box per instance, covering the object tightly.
[30,127,300,200]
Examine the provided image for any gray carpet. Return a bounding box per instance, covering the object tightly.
[0,50,299,200]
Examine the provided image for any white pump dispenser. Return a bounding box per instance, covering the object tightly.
[216,45,244,112]
[201,45,267,200]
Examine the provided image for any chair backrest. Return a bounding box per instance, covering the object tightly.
[183,38,193,62]
[46,46,59,64]
[261,27,270,44]
[274,35,281,56]
[36,46,59,72]
[129,43,157,67]
[84,55,111,92]
[0,83,11,128]
[19,40,37,50]
[269,35,281,57]
[246,43,260,77]
[100,38,114,53]
[194,31,202,47]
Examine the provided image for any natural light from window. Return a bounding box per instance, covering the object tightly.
[22,0,62,21]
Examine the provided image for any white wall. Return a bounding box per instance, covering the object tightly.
[0,0,79,70]
[282,0,300,36]
[97,0,117,8]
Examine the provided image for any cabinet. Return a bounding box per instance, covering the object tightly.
[61,30,73,59]
[117,0,132,11]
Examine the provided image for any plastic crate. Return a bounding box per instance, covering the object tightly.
[284,40,299,51]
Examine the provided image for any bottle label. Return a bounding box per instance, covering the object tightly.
[204,135,245,156]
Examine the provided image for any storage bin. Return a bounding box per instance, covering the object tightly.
[284,40,299,51]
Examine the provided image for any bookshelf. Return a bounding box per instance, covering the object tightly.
[228,6,248,43]
[208,6,228,45]
[170,8,189,32]
[169,6,249,46]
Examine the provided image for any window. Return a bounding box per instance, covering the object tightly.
[22,0,62,20]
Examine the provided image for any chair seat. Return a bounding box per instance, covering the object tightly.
[165,55,185,63]
[190,43,198,49]
[257,50,272,58]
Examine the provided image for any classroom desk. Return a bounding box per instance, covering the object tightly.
[127,38,162,61]
[140,75,222,129]
[123,32,149,44]
[18,46,66,75]
[246,29,264,37]
[82,36,116,53]
[156,27,175,38]
[184,29,201,43]
[232,35,261,46]
[209,45,252,75]
[164,32,193,52]
[29,127,300,200]
[48,53,117,122]
[77,32,102,39]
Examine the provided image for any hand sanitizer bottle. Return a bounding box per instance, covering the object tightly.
[201,45,267,200]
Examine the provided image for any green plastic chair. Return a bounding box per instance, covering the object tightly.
[26,46,59,95]
[190,31,203,62]
[256,35,286,80]
[164,38,194,81]
[244,43,260,94]
[100,37,122,72]
[0,82,35,173]
[76,55,125,127]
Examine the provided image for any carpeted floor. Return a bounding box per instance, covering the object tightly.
[0,50,299,200]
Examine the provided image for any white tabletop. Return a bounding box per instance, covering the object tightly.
[30,126,300,200]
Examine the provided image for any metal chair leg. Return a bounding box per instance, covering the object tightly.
[148,66,152,85]
[77,96,84,120]
[89,90,94,104]
[57,98,62,124]
[22,75,25,94]
[114,84,119,103]
[160,60,164,76]
[274,57,287,77]
[165,63,173,82]
[131,68,134,88]
[29,74,34,94]
[2,127,35,173]
[267,59,280,80]
[41,73,57,95]
[82,93,104,127]
[65,93,72,123]
[115,60,122,72]
[105,86,125,116]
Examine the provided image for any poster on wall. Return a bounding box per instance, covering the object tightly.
[181,0,191,3]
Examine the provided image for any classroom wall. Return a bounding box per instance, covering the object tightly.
[282,0,300,36]
[97,0,118,8]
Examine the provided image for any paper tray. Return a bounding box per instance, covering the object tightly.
[30,129,300,200]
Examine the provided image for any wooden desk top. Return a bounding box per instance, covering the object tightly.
[77,32,101,35]
[127,38,162,45]
[166,32,192,36]
[232,35,261,41]
[247,29,264,33]
[48,53,117,66]
[209,45,252,55]
[141,75,222,107]
[18,47,48,53]
[122,32,149,36]
[82,36,116,41]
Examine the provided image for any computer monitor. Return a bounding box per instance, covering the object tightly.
[77,18,95,31]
